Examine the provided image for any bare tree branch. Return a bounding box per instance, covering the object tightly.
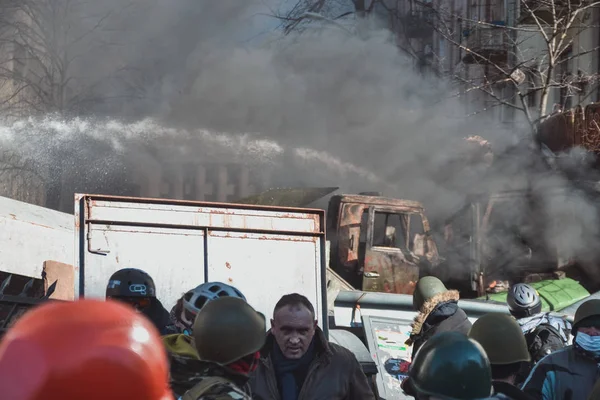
[0,0,138,117]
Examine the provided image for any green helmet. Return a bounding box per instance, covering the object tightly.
[573,299,600,331]
[413,276,448,311]
[468,313,531,365]
[193,297,266,365]
[405,331,492,400]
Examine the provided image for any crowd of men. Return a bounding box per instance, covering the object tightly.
[0,267,598,400]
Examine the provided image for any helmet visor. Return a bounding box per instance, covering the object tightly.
[109,296,151,311]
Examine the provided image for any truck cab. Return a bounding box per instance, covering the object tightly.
[327,194,440,295]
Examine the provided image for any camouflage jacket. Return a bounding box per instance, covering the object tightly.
[181,373,252,400]
[163,334,204,397]
[163,334,252,400]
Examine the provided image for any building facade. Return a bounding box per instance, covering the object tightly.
[373,0,600,127]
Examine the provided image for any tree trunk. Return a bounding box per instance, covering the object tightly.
[354,0,366,17]
[538,65,553,122]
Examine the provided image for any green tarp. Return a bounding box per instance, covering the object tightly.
[479,278,590,312]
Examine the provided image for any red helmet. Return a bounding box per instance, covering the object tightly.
[0,299,173,400]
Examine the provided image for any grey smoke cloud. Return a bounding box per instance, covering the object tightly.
[160,4,504,217]
[1,0,600,288]
[0,0,559,214]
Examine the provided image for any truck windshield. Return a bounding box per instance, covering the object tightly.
[372,211,424,252]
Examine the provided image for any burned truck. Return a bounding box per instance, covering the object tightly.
[240,187,591,307]
[326,194,439,295]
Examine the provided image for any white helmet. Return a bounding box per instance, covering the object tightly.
[179,282,246,331]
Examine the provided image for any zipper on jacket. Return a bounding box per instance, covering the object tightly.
[297,357,325,400]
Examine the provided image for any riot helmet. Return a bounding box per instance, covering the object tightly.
[507,283,542,318]
[468,313,531,365]
[106,268,157,311]
[403,331,493,400]
[177,281,246,334]
[413,276,448,312]
[193,297,266,365]
[573,299,600,333]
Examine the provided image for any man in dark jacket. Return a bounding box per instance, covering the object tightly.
[405,276,472,359]
[249,293,375,400]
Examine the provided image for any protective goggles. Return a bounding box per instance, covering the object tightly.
[109,296,151,311]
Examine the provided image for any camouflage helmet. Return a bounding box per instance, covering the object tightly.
[413,276,448,311]
[573,299,600,331]
[468,313,531,365]
[193,297,266,365]
[404,331,492,400]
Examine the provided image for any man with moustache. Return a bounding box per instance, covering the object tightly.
[250,293,374,400]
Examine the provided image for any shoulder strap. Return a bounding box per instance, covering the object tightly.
[526,323,567,362]
[182,376,234,400]
[529,323,564,342]
[492,380,536,400]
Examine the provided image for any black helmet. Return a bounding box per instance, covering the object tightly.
[403,331,493,399]
[106,268,156,298]
[507,283,542,318]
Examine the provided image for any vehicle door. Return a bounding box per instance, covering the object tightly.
[363,207,426,294]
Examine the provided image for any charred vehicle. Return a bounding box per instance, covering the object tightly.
[326,194,440,295]
[239,187,591,306]
[438,188,598,298]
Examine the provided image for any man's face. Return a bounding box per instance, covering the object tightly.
[271,304,317,359]
[579,326,600,336]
